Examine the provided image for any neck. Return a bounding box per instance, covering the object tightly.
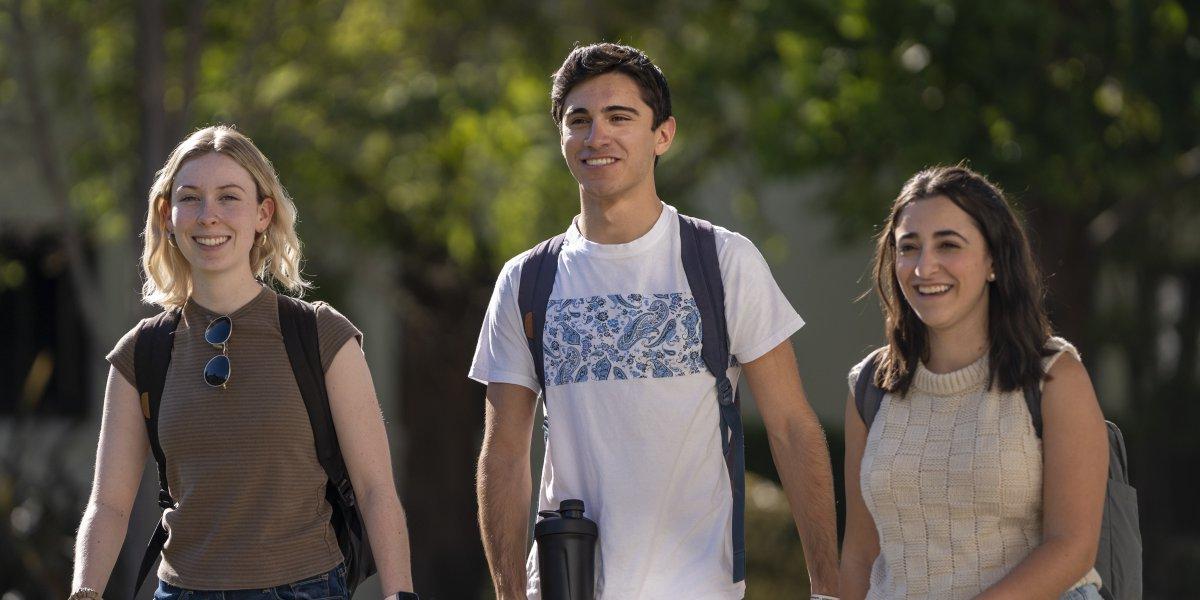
[925,320,989,373]
[189,268,264,315]
[577,188,663,245]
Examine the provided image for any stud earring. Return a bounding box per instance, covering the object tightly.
[987,272,996,282]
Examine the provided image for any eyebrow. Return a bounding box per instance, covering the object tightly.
[897,229,970,243]
[564,105,642,118]
[175,183,248,193]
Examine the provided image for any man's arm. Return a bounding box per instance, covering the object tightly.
[743,340,840,596]
[477,382,539,600]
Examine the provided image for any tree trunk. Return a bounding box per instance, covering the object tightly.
[400,278,490,598]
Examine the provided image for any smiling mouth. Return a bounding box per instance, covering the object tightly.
[583,157,617,166]
[194,235,231,247]
[916,284,952,296]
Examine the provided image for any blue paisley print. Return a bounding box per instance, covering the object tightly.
[545,293,704,386]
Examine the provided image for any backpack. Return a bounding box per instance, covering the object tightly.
[127,294,376,597]
[853,349,1142,600]
[517,213,748,583]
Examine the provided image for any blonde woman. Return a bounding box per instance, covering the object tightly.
[70,126,417,600]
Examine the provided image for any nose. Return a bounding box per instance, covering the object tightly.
[585,120,611,148]
[196,196,221,226]
[913,248,940,279]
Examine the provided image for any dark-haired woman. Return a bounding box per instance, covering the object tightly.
[839,165,1108,600]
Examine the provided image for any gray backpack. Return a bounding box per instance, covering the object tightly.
[853,349,1142,600]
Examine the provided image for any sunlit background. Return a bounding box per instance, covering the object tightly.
[2,0,1198,597]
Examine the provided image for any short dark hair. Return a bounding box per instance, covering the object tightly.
[871,165,1054,397]
[550,42,672,130]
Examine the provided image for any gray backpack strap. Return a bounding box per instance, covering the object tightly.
[1027,370,1142,599]
[677,214,746,583]
[517,234,567,392]
[853,348,887,429]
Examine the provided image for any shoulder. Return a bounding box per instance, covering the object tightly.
[1041,337,1094,402]
[310,300,351,327]
[501,247,534,280]
[1042,336,1083,375]
[709,222,757,257]
[848,347,886,390]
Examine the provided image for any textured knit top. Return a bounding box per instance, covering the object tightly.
[849,337,1102,600]
[107,287,362,589]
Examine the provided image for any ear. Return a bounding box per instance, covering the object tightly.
[158,196,173,233]
[654,116,677,157]
[257,197,276,231]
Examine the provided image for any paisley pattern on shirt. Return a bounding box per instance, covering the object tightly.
[544,293,704,386]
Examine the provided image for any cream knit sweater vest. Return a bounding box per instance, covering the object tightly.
[850,337,1102,599]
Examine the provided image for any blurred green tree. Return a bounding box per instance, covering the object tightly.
[3,0,1198,597]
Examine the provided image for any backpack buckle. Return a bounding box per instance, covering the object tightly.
[716,377,734,406]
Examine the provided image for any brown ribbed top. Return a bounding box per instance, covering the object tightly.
[107,287,362,589]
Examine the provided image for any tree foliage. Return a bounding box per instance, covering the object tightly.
[2,0,1198,597]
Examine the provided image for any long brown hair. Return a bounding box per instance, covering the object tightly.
[871,165,1053,396]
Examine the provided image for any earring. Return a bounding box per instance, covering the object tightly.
[987,272,996,282]
[257,230,268,247]
[167,232,177,248]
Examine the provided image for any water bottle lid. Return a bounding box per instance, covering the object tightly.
[533,498,598,539]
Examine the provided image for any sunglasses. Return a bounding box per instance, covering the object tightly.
[203,315,232,389]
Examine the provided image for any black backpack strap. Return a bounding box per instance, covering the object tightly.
[517,234,566,392]
[853,348,887,429]
[131,309,181,598]
[277,294,376,592]
[1024,383,1044,439]
[677,214,747,583]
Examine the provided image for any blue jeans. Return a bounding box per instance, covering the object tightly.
[1061,584,1103,600]
[154,564,348,600]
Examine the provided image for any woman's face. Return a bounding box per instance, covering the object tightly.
[894,195,993,338]
[165,152,274,279]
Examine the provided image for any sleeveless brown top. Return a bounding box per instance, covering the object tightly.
[107,287,362,589]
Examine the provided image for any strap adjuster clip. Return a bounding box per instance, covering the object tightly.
[336,478,356,507]
[716,377,735,406]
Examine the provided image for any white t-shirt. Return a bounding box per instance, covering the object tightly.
[469,203,804,599]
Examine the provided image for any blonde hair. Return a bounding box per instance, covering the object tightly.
[142,125,310,309]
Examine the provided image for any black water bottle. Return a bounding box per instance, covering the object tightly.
[534,499,598,600]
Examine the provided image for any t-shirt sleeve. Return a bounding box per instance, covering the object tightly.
[314,302,364,373]
[717,230,806,363]
[105,322,143,387]
[468,253,540,394]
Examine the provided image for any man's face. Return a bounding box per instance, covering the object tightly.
[559,72,675,203]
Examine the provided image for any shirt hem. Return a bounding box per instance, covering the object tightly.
[734,314,805,363]
[468,368,540,395]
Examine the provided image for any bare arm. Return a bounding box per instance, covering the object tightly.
[839,390,880,600]
[72,366,149,591]
[743,341,840,596]
[325,339,414,594]
[975,355,1108,600]
[477,382,538,600]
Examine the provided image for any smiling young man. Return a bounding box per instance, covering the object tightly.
[470,43,841,599]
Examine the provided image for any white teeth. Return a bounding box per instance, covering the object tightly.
[194,236,230,247]
[585,158,616,166]
[918,284,951,294]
